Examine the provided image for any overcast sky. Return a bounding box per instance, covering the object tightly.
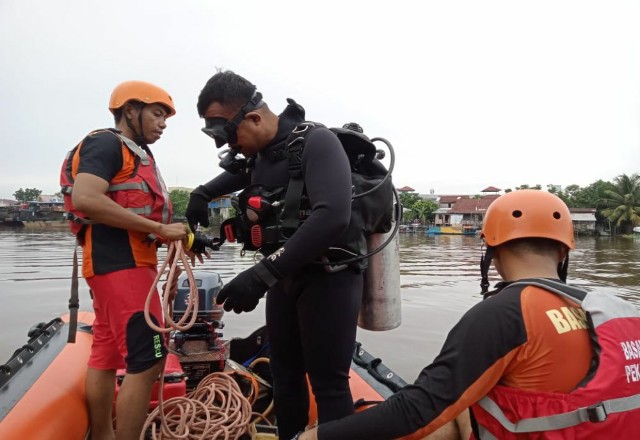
[1,0,639,200]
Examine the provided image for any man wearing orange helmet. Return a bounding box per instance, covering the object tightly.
[299,190,640,440]
[62,81,189,440]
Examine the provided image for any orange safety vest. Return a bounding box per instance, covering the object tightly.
[60,129,173,277]
[471,279,640,439]
[60,129,172,234]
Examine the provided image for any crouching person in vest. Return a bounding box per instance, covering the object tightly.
[299,190,640,440]
[63,81,189,440]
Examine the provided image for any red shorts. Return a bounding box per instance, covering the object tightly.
[86,266,167,373]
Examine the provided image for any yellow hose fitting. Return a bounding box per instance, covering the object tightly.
[185,231,195,251]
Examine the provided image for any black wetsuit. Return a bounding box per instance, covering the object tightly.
[198,100,363,439]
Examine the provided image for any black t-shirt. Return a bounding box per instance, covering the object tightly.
[76,129,124,182]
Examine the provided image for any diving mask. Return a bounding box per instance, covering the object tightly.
[201,91,264,148]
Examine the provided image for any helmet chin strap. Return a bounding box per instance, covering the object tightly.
[125,105,148,146]
[480,247,570,298]
[557,254,570,282]
[480,246,495,295]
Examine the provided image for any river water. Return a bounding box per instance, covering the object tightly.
[0,228,638,382]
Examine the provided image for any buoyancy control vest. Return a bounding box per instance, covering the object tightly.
[471,278,640,439]
[219,121,398,271]
[60,129,173,240]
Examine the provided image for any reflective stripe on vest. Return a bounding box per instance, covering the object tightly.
[117,134,150,166]
[477,426,497,440]
[108,181,149,192]
[477,392,640,433]
[106,137,171,224]
[63,181,150,194]
[153,164,171,224]
[114,132,171,224]
[127,206,152,216]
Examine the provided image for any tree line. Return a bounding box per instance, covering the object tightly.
[400,173,640,234]
[11,172,640,234]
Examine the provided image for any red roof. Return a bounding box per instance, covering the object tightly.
[449,196,499,214]
[481,186,501,193]
[397,186,415,192]
[438,195,469,204]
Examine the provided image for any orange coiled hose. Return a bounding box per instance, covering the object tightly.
[145,239,199,333]
[140,240,269,439]
[142,372,254,440]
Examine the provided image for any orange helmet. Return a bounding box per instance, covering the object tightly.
[109,81,176,117]
[481,190,575,249]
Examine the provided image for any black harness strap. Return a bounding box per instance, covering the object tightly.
[281,123,316,231]
[67,242,80,343]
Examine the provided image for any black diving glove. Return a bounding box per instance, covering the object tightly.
[186,185,211,230]
[216,260,281,314]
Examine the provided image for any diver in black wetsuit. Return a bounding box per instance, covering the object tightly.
[185,71,364,440]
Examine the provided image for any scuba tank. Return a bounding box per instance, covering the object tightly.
[358,183,402,331]
[354,133,402,332]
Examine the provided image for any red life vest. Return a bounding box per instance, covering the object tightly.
[471,279,640,439]
[60,129,172,238]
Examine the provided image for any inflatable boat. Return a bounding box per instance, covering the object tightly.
[0,273,408,440]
